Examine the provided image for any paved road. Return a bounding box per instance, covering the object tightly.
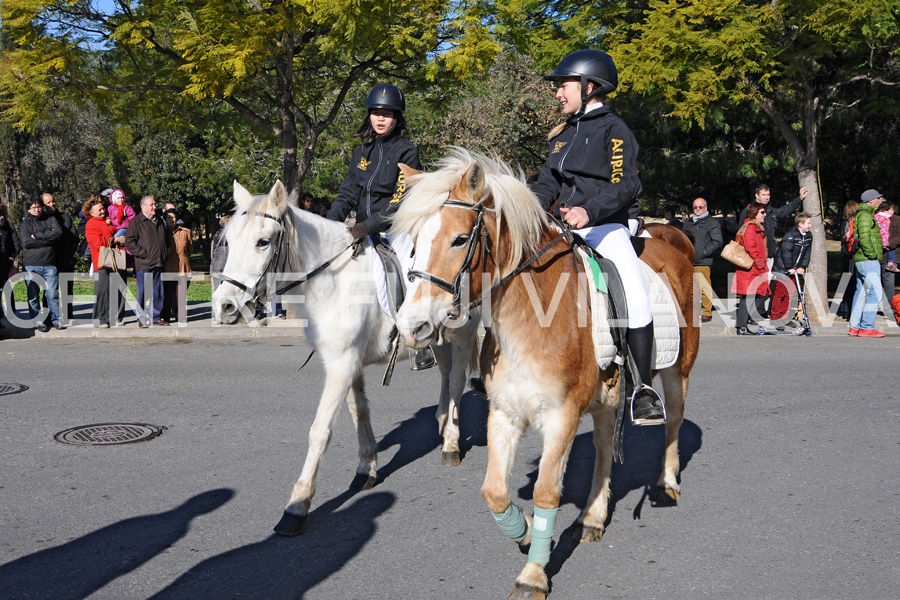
[1,334,898,599]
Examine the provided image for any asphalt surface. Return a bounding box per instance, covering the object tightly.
[1,315,899,599]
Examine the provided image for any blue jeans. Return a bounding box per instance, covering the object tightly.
[849,260,883,330]
[24,265,59,326]
[135,267,164,323]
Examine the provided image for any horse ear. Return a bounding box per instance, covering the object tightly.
[460,160,488,205]
[269,180,289,213]
[398,163,421,180]
[233,180,253,210]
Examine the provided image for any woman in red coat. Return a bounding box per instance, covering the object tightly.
[733,201,770,335]
[83,195,127,328]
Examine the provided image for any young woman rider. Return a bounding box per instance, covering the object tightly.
[327,83,433,368]
[531,49,665,425]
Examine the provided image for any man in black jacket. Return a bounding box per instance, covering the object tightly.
[125,196,170,327]
[42,193,78,320]
[19,198,63,331]
[682,198,723,323]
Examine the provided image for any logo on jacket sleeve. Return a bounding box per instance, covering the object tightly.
[357,157,370,171]
[610,138,624,183]
[552,141,567,154]
[391,171,407,204]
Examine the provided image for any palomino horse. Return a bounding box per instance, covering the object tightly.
[392,150,699,599]
[212,181,479,536]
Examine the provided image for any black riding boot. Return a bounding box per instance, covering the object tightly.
[627,322,666,426]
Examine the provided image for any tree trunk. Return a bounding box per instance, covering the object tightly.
[798,169,829,321]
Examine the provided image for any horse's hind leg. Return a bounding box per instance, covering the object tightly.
[346,372,378,490]
[274,361,358,536]
[655,366,686,503]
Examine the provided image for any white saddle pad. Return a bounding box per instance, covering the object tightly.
[577,248,681,370]
[370,233,415,318]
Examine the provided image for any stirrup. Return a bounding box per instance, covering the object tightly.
[408,346,436,371]
[630,384,667,426]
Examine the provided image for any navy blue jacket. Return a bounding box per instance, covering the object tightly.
[773,226,812,273]
[531,105,642,227]
[20,211,62,267]
[327,130,421,235]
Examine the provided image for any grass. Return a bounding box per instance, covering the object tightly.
[9,276,213,302]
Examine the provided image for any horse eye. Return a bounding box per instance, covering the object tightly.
[452,234,469,247]
[256,238,270,248]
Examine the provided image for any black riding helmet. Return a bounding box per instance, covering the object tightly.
[366,83,405,113]
[544,49,618,110]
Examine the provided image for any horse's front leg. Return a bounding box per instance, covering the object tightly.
[506,405,580,600]
[654,366,687,503]
[273,360,358,536]
[345,372,378,490]
[482,404,531,548]
[434,322,477,466]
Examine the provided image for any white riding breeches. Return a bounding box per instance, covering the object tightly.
[576,223,653,328]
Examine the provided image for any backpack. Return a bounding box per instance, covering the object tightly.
[841,211,861,257]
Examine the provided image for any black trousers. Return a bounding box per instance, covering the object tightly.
[736,294,766,329]
[93,268,127,326]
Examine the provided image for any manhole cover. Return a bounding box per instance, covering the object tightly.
[0,383,29,396]
[54,423,166,446]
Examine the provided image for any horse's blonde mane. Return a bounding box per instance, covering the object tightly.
[391,148,548,275]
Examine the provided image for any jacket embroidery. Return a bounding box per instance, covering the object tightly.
[391,171,407,204]
[552,141,567,154]
[357,157,370,171]
[610,138,624,183]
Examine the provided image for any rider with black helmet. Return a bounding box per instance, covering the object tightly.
[327,84,434,369]
[532,49,666,425]
[327,83,421,239]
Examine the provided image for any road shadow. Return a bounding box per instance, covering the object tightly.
[0,488,234,600]
[375,391,489,481]
[514,419,704,576]
[149,492,396,600]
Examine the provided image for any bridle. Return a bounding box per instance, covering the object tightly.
[406,199,492,319]
[216,210,359,307]
[406,195,570,319]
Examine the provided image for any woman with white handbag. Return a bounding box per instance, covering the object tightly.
[83,195,127,328]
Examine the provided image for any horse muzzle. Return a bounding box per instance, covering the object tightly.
[211,284,255,325]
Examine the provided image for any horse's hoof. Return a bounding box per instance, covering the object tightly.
[441,451,461,466]
[576,524,605,543]
[653,486,680,504]
[508,584,547,600]
[349,473,378,491]
[273,511,307,536]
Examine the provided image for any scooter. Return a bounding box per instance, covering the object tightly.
[756,272,812,336]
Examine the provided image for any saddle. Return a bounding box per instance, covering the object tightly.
[569,234,680,372]
[369,235,407,319]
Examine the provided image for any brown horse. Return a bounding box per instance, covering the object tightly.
[392,149,699,599]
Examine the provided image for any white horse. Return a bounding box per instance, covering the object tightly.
[212,180,479,535]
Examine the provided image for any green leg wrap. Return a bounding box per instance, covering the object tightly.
[492,503,528,543]
[527,506,559,567]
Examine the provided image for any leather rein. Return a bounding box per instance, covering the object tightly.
[405,196,570,319]
[216,210,359,306]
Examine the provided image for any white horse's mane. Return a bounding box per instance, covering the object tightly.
[391,147,548,275]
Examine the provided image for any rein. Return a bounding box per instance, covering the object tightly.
[406,197,570,318]
[217,210,360,305]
